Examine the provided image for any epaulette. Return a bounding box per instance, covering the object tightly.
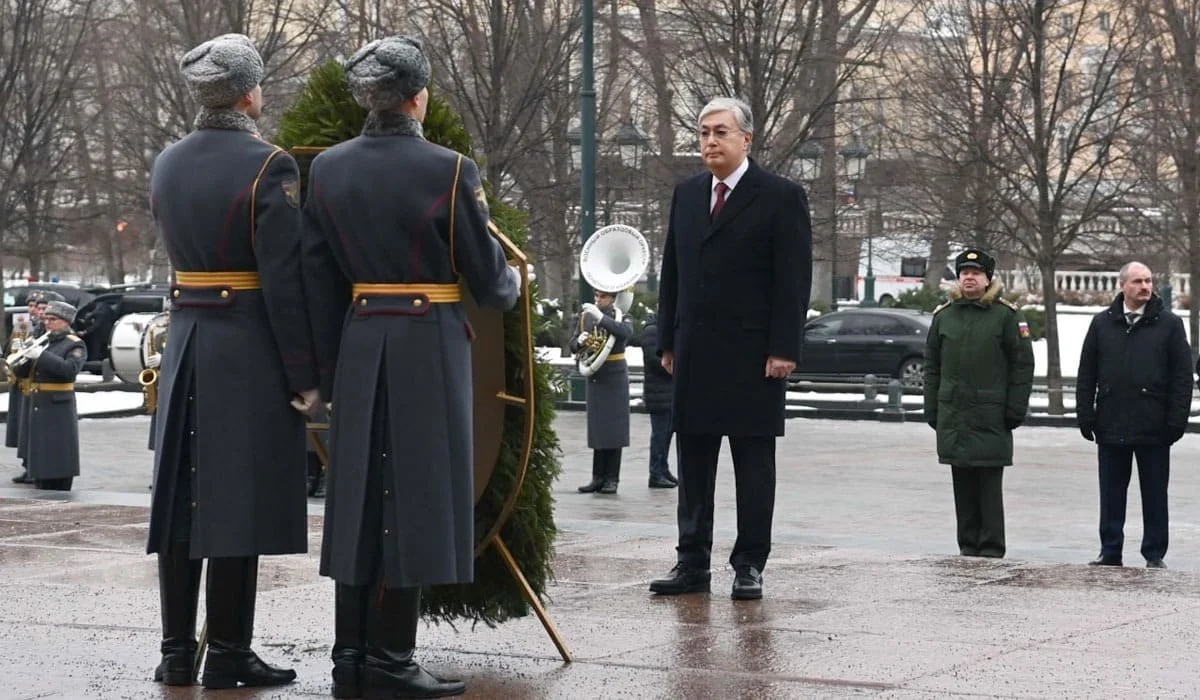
[998,298,1020,312]
[67,334,82,342]
[932,301,952,315]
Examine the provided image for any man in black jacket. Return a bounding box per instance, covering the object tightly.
[634,313,678,488]
[1076,261,1193,569]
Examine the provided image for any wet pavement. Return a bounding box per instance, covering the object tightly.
[2,414,1200,697]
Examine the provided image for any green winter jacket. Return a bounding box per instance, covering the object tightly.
[923,280,1036,467]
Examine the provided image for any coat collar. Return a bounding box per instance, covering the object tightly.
[1105,292,1163,324]
[702,158,764,240]
[949,278,1004,306]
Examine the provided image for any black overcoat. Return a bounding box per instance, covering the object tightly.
[634,314,672,414]
[657,159,813,436]
[302,125,519,588]
[146,125,318,558]
[12,332,85,480]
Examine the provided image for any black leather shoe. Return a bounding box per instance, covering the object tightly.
[153,649,195,686]
[598,480,618,495]
[201,643,297,688]
[959,548,981,557]
[649,475,676,489]
[1088,554,1123,566]
[664,471,678,484]
[649,564,711,595]
[577,479,604,493]
[11,470,31,484]
[1147,558,1167,569]
[731,566,763,600]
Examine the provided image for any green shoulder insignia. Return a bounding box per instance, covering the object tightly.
[998,297,1020,312]
[932,301,952,315]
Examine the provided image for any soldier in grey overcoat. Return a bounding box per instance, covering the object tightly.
[144,34,319,690]
[10,301,84,491]
[10,291,47,484]
[302,36,520,700]
[5,298,37,482]
[569,290,632,494]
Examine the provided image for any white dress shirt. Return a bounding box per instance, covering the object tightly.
[710,157,750,213]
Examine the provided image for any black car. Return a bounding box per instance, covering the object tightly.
[795,308,932,388]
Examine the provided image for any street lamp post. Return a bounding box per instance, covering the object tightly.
[576,0,597,307]
[795,140,822,306]
[839,139,870,306]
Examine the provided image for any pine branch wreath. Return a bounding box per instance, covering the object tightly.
[276,59,562,626]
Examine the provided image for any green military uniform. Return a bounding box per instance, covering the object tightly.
[924,249,1035,558]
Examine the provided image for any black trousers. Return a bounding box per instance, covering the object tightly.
[1098,444,1170,561]
[950,466,1005,557]
[675,433,775,571]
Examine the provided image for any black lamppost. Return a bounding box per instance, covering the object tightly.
[839,138,870,305]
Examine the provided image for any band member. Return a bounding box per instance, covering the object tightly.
[651,97,812,601]
[12,291,48,484]
[302,35,520,699]
[145,33,319,689]
[6,299,37,483]
[570,290,632,494]
[10,301,85,491]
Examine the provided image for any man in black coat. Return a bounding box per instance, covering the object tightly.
[650,97,812,600]
[302,36,520,699]
[146,34,318,688]
[1076,261,1193,569]
[632,312,677,488]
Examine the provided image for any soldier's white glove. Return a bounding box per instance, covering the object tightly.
[290,388,319,415]
[576,331,591,346]
[581,303,603,321]
[145,352,161,369]
[526,263,537,283]
[506,265,521,289]
[25,345,44,360]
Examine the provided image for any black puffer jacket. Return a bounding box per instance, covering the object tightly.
[1076,293,1193,445]
[634,313,673,413]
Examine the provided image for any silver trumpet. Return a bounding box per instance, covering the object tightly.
[4,334,50,372]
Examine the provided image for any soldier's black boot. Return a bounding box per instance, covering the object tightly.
[332,583,369,698]
[577,451,605,493]
[154,546,201,685]
[599,449,621,495]
[11,470,31,484]
[201,557,297,689]
[363,585,465,699]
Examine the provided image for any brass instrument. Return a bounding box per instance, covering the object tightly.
[138,314,169,414]
[4,334,50,374]
[575,224,649,376]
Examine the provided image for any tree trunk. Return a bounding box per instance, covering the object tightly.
[1039,260,1064,414]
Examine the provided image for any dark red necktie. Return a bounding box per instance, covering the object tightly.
[711,181,729,220]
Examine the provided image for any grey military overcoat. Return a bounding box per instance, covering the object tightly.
[12,332,85,480]
[302,120,519,588]
[570,310,631,449]
[146,125,318,558]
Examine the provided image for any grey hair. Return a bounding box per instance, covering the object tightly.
[1118,261,1152,284]
[698,97,754,135]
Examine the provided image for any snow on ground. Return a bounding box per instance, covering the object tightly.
[0,390,144,416]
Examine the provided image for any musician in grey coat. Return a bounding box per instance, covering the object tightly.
[10,301,84,491]
[569,290,632,494]
[10,292,46,484]
[302,35,520,700]
[145,33,318,690]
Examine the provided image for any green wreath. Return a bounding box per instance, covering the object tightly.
[275,60,562,626]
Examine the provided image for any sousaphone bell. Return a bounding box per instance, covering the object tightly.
[575,223,649,376]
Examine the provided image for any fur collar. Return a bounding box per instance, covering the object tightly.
[193,107,259,135]
[362,110,425,138]
[949,278,1004,305]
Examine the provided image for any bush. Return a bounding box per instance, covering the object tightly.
[809,299,832,315]
[1019,307,1046,340]
[892,285,949,312]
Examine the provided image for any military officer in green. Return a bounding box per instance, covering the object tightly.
[924,249,1035,558]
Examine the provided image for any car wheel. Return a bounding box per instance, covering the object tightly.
[879,294,896,307]
[898,356,924,389]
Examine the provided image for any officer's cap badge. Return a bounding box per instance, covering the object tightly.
[967,252,978,260]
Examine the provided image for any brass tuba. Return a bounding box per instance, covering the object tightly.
[575,224,649,376]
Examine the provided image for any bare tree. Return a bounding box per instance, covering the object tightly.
[0,0,97,326]
[990,0,1147,412]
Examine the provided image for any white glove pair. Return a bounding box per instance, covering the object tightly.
[581,303,603,321]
